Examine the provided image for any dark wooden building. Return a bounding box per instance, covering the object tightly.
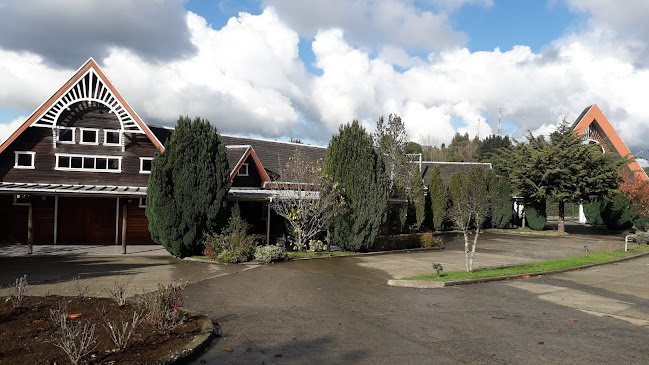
[0,59,164,245]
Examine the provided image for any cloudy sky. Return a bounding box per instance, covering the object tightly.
[1,0,648,152]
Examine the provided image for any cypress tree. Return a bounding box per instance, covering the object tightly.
[427,165,447,231]
[323,120,389,251]
[525,199,547,231]
[408,165,426,230]
[487,170,513,229]
[146,116,231,258]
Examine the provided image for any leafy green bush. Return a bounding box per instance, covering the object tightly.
[583,202,604,226]
[634,232,649,245]
[308,240,327,252]
[634,214,649,232]
[217,246,255,263]
[600,193,635,230]
[254,245,288,263]
[203,204,257,263]
[525,200,546,231]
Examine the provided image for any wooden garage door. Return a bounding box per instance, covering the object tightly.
[58,197,116,244]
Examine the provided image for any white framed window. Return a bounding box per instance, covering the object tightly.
[14,151,35,169]
[57,127,75,144]
[79,128,99,145]
[103,130,122,146]
[138,198,147,208]
[55,153,122,173]
[139,157,153,174]
[238,163,249,176]
[13,194,30,206]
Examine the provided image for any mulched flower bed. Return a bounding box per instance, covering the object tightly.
[0,296,203,365]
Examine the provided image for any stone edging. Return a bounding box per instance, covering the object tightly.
[150,312,215,365]
[388,250,649,289]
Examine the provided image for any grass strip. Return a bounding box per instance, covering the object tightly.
[405,250,641,281]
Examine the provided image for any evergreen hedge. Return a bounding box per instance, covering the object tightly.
[487,171,513,229]
[146,116,231,258]
[525,200,546,231]
[427,165,447,231]
[323,120,389,252]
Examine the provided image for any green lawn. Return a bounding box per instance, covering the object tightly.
[405,250,638,281]
[287,251,356,259]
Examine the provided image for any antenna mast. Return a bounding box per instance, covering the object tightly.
[477,118,481,139]
[497,106,502,136]
[523,115,526,138]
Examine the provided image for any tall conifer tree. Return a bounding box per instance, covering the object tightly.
[323,120,388,251]
[427,165,447,231]
[147,116,231,258]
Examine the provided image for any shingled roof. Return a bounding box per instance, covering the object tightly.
[147,126,327,181]
[420,161,492,186]
[220,135,327,179]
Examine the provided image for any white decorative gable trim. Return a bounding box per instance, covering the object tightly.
[32,68,143,133]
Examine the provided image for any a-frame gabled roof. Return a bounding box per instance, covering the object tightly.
[573,104,648,181]
[225,145,271,185]
[0,58,164,155]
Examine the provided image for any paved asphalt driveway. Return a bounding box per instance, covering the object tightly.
[184,233,649,364]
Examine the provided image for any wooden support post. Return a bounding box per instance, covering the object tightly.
[27,201,33,255]
[266,199,271,245]
[121,202,127,254]
[115,198,120,245]
[53,196,58,244]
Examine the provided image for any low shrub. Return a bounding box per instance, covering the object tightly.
[372,232,440,251]
[10,274,28,308]
[254,245,287,263]
[136,281,187,335]
[203,204,257,263]
[217,246,255,263]
[634,232,649,245]
[308,239,327,252]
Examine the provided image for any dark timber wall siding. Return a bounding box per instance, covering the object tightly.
[0,106,157,187]
[231,155,263,187]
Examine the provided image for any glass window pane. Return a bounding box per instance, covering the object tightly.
[105,131,120,144]
[16,153,32,166]
[83,157,95,169]
[58,156,70,168]
[59,129,73,142]
[82,130,97,143]
[71,157,82,168]
[96,158,107,170]
[142,159,152,172]
[108,159,119,170]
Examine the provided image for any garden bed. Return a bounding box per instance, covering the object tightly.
[0,296,203,365]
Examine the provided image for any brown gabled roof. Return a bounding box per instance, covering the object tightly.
[225,145,271,183]
[0,58,164,155]
[220,135,327,177]
[572,104,648,181]
[420,161,492,186]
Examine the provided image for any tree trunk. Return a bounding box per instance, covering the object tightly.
[469,230,479,272]
[463,230,471,273]
[558,200,565,233]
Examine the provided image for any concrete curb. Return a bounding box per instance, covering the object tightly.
[287,247,443,261]
[387,250,649,289]
[150,312,215,365]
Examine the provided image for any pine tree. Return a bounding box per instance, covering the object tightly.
[146,116,231,258]
[487,170,513,229]
[323,120,389,252]
[427,165,447,231]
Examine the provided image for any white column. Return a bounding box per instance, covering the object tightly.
[579,204,587,224]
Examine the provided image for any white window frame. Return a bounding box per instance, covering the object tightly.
[57,127,76,144]
[238,163,249,176]
[79,128,100,145]
[14,151,35,169]
[103,129,122,146]
[138,198,147,208]
[139,157,153,174]
[55,153,122,173]
[13,194,30,206]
